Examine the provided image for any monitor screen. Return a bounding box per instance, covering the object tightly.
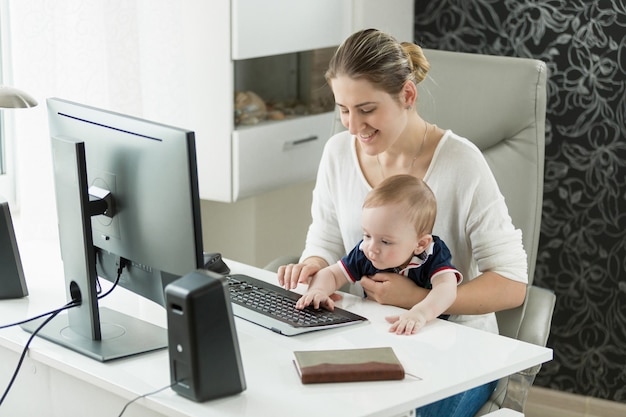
[22,97,204,361]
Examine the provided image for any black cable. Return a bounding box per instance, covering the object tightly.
[0,300,78,407]
[1,256,126,407]
[97,257,128,300]
[0,304,74,330]
[94,249,103,295]
[117,382,175,417]
[1,257,126,329]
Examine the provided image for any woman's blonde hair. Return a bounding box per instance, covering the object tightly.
[325,28,430,100]
[363,174,437,236]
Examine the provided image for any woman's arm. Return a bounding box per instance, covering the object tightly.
[450,271,526,314]
[361,270,526,314]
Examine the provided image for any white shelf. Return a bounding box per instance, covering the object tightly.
[184,0,414,202]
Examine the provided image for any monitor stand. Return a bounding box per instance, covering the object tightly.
[21,307,167,362]
[21,136,167,362]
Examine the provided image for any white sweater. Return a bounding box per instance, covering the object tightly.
[301,130,528,333]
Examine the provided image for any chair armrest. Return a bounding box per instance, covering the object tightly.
[501,367,538,411]
[517,285,556,347]
[476,285,556,416]
[500,285,556,412]
[263,255,300,273]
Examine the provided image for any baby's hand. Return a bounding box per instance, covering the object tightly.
[385,309,429,335]
[296,290,335,311]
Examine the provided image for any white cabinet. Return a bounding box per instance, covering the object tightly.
[232,0,353,60]
[233,113,334,200]
[187,0,414,202]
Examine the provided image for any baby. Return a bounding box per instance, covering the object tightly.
[295,174,462,335]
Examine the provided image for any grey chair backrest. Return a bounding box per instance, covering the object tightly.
[418,49,547,286]
[417,49,547,338]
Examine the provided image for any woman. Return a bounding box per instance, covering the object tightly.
[278,29,528,417]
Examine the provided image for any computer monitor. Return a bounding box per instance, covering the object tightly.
[21,97,204,361]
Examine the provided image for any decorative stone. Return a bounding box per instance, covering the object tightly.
[235,90,267,125]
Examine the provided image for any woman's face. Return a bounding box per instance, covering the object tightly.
[331,75,408,156]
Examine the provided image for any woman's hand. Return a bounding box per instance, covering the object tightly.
[277,257,327,290]
[360,272,428,309]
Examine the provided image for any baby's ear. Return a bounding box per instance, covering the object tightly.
[415,234,433,254]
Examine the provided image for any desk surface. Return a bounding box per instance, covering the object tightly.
[0,238,552,417]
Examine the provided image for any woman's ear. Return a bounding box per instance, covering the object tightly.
[402,80,418,109]
[414,234,433,254]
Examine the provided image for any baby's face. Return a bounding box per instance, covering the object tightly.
[360,204,419,270]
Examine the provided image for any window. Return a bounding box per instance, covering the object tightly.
[0,0,14,204]
[0,8,5,176]
[0,114,5,175]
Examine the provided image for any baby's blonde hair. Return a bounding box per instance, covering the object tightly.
[364,175,437,236]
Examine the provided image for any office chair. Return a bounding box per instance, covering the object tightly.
[416,49,554,415]
[264,49,555,416]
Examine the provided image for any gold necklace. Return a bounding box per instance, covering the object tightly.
[377,121,429,179]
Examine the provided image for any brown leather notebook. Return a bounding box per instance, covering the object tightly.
[293,347,405,384]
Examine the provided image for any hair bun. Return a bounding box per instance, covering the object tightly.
[401,42,430,85]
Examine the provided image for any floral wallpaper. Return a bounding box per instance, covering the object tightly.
[414,0,626,402]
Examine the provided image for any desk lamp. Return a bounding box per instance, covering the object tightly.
[0,85,37,299]
[0,85,38,108]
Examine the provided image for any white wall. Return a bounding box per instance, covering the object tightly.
[6,0,312,267]
[201,179,313,267]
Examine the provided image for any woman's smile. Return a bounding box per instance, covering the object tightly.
[358,130,379,142]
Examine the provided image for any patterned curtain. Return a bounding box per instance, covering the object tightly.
[414,0,626,402]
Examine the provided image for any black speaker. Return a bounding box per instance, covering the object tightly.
[165,269,246,401]
[0,197,28,299]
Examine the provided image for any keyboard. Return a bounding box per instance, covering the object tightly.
[226,274,367,336]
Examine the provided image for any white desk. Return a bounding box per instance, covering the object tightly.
[0,238,552,417]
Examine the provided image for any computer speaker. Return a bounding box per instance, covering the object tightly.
[0,197,28,299]
[165,269,246,402]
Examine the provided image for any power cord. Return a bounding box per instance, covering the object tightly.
[0,257,127,330]
[0,300,78,407]
[0,303,76,330]
[0,256,128,407]
[98,257,128,300]
[109,256,174,415]
[117,382,175,417]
